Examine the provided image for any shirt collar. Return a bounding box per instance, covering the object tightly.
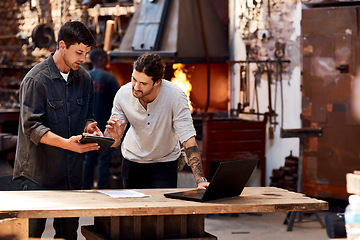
[47,53,80,82]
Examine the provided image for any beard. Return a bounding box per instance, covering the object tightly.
[63,53,81,71]
[132,85,154,99]
[71,62,81,70]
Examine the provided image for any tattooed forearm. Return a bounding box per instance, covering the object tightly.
[184,146,204,178]
[184,146,198,159]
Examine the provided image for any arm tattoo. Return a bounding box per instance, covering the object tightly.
[184,146,204,178]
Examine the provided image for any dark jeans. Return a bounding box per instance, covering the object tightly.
[82,148,113,189]
[20,177,79,240]
[122,158,177,189]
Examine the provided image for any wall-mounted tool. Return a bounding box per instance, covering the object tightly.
[31,24,55,49]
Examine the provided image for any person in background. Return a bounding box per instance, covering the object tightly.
[82,48,119,189]
[13,21,100,240]
[105,53,210,190]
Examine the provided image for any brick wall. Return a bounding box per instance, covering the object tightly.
[0,0,27,66]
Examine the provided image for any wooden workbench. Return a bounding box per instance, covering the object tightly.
[0,187,328,239]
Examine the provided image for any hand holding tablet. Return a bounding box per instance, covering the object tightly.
[79,135,115,153]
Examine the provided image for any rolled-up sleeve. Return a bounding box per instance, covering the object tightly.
[173,90,196,144]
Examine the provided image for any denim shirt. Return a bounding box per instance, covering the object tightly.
[13,54,95,189]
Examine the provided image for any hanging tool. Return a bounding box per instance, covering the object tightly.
[274,41,285,131]
[266,61,276,138]
[251,63,265,119]
[239,64,249,113]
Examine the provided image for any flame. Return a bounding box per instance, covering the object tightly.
[171,63,193,112]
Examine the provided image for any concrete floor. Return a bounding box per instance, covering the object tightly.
[205,212,328,240]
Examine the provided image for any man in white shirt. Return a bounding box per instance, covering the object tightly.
[106,53,209,189]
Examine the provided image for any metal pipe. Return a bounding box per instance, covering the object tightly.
[195,0,210,112]
[228,0,246,116]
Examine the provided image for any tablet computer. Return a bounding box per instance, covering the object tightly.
[79,135,115,153]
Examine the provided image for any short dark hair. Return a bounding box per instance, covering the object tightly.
[89,48,108,68]
[57,21,96,48]
[133,53,165,83]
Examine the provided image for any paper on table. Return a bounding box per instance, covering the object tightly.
[98,190,150,198]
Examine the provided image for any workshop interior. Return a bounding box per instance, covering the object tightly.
[1,0,360,239]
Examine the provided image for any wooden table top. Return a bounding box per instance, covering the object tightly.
[0,187,328,219]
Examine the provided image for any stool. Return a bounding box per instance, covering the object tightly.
[280,127,325,231]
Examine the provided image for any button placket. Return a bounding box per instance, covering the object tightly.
[147,111,150,125]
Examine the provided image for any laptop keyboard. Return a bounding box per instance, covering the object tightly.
[183,189,206,200]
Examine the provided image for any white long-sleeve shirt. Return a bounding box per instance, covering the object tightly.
[111,79,196,163]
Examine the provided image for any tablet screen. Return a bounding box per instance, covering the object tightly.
[79,135,115,153]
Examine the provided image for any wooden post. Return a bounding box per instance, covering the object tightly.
[103,20,115,52]
[0,218,28,240]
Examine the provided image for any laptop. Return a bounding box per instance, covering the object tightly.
[164,158,259,202]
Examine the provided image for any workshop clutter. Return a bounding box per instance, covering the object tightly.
[270,151,298,192]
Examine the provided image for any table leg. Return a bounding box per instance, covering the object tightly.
[82,214,217,240]
[285,211,325,231]
[286,211,298,231]
[0,217,29,240]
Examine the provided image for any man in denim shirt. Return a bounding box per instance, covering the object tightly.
[13,21,101,239]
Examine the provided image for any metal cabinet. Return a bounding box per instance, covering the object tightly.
[302,5,360,199]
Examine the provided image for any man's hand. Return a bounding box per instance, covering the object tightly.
[197,181,209,189]
[66,135,100,153]
[84,121,103,136]
[105,116,126,147]
[40,131,99,153]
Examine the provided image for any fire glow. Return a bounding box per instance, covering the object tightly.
[171,63,193,112]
